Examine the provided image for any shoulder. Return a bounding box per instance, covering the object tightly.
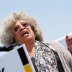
[48,41,72,58]
[39,41,56,51]
[48,41,68,52]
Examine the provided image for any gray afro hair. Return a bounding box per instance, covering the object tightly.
[0,12,43,46]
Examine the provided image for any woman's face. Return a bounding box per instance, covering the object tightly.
[13,20,35,44]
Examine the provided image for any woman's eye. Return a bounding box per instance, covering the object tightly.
[22,23,28,27]
[14,26,19,32]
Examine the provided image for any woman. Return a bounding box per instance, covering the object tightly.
[0,12,72,72]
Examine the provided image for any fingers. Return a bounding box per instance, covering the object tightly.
[66,35,72,46]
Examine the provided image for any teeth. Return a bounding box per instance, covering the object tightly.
[25,31,29,34]
[21,31,29,36]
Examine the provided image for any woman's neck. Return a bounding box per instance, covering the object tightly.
[24,40,36,57]
[24,40,35,53]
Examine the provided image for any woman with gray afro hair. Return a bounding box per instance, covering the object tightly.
[0,12,43,46]
[0,12,72,72]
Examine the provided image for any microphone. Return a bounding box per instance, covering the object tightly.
[0,44,18,52]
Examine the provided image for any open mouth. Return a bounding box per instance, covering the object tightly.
[21,31,29,37]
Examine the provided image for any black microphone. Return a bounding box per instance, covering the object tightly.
[0,44,17,52]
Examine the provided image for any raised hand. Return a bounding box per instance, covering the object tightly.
[66,35,72,53]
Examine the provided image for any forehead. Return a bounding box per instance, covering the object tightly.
[13,20,29,26]
[16,20,28,25]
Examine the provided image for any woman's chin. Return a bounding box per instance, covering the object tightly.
[23,36,32,42]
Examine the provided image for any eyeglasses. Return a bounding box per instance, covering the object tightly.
[13,22,30,32]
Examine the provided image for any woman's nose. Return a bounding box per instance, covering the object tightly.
[19,25,25,31]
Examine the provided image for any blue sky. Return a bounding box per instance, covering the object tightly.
[0,0,72,42]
